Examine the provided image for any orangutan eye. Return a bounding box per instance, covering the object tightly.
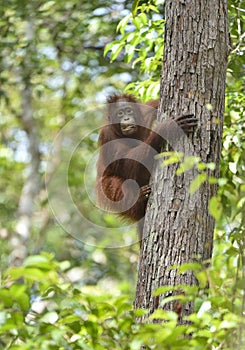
[126,108,133,115]
[117,110,124,118]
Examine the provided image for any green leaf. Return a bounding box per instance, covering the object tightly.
[197,163,207,171]
[16,293,30,312]
[149,309,178,321]
[40,311,59,324]
[23,255,52,270]
[176,156,201,175]
[6,267,46,282]
[117,13,132,33]
[197,301,211,318]
[125,44,135,62]
[104,41,116,56]
[219,319,237,329]
[177,262,202,274]
[59,315,82,324]
[190,173,207,194]
[162,155,181,166]
[208,176,218,184]
[160,295,186,307]
[110,43,124,61]
[0,289,14,308]
[132,0,140,17]
[153,285,179,296]
[134,308,149,317]
[206,162,216,170]
[39,1,56,12]
[157,151,184,159]
[209,196,222,221]
[195,271,208,289]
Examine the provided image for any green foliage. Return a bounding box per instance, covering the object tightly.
[105,0,164,100]
[104,2,245,347]
[0,0,244,348]
[1,254,244,349]
[0,0,139,276]
[158,152,219,197]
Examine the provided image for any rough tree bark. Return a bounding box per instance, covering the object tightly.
[135,0,230,322]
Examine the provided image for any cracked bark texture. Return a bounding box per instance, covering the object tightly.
[135,0,229,322]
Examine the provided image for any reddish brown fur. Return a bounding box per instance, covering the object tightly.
[95,94,197,243]
[96,94,160,239]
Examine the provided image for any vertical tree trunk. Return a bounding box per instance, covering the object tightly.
[11,17,41,265]
[135,0,229,321]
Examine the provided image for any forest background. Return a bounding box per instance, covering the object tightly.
[0,0,244,349]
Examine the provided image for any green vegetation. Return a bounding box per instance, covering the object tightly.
[0,0,244,348]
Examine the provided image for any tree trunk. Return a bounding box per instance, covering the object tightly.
[135,0,229,322]
[11,17,41,265]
